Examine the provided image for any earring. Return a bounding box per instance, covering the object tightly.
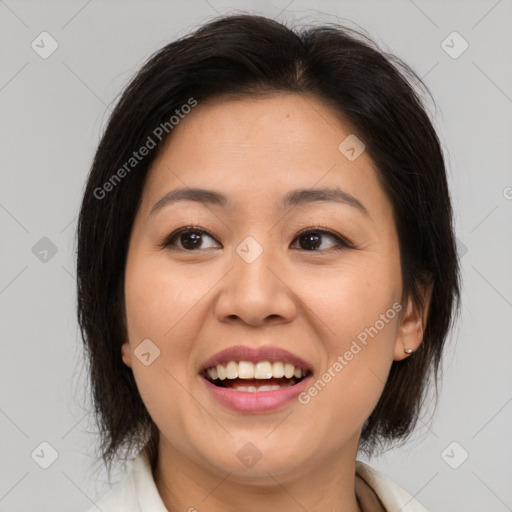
[404,348,414,355]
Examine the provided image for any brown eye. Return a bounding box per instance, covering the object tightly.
[291,228,351,251]
[161,227,219,251]
[160,226,352,253]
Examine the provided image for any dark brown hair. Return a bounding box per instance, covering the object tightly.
[76,13,461,477]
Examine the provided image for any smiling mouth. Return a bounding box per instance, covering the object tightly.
[202,360,311,392]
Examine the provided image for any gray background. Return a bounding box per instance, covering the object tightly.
[1,0,511,510]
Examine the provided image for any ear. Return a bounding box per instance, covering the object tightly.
[121,338,133,368]
[393,280,434,361]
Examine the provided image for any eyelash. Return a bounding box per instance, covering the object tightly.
[159,225,354,253]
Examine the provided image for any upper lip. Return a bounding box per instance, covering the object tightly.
[200,345,313,373]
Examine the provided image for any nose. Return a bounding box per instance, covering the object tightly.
[213,238,298,327]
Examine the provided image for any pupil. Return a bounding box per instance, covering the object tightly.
[182,232,201,249]
[301,232,320,250]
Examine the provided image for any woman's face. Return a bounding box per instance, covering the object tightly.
[122,93,423,481]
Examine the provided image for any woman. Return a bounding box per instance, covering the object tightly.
[77,13,460,512]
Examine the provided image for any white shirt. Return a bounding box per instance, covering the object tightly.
[85,450,428,512]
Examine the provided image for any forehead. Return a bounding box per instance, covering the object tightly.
[165,92,354,154]
[139,93,388,220]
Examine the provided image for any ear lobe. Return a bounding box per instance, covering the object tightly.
[393,281,433,361]
[121,340,133,367]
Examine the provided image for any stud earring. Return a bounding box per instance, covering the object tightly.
[404,348,414,355]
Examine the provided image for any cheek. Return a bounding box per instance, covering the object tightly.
[123,255,207,442]
[294,255,401,423]
[297,253,401,344]
[299,310,399,440]
[123,254,200,395]
[124,253,208,342]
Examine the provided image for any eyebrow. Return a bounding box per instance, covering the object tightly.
[149,186,369,217]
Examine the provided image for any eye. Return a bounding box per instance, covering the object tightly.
[160,226,220,251]
[160,225,353,252]
[290,227,352,252]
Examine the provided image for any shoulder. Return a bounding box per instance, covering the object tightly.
[84,451,168,512]
[355,460,429,512]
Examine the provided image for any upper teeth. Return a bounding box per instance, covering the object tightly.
[206,361,306,380]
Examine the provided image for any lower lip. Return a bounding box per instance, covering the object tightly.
[201,375,312,413]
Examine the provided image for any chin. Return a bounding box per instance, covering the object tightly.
[197,439,319,482]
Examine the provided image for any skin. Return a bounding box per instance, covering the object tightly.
[121,92,431,512]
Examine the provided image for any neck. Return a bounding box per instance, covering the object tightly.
[154,436,362,512]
